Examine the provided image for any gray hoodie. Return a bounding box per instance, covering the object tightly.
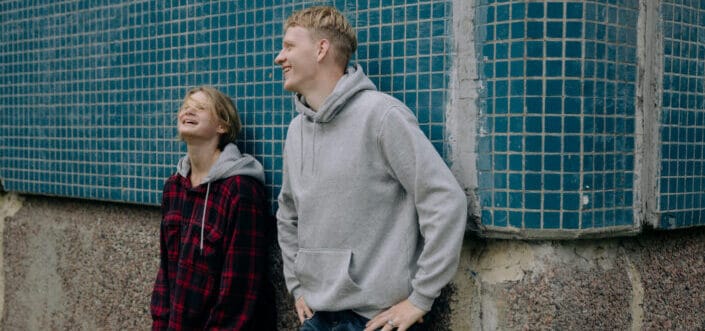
[277,65,467,318]
[177,143,265,184]
[177,143,264,251]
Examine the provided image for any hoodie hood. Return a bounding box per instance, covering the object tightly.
[294,64,376,122]
[175,142,264,253]
[293,64,376,174]
[176,143,265,185]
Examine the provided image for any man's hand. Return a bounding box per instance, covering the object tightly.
[364,299,425,331]
[295,296,314,324]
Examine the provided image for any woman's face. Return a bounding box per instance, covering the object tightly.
[177,91,224,143]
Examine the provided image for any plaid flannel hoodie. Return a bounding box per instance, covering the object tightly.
[151,144,269,330]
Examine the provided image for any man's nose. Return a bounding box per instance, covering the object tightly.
[274,50,284,64]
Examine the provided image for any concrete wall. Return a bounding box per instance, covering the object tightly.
[3,192,704,330]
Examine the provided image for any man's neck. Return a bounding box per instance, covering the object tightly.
[303,68,345,111]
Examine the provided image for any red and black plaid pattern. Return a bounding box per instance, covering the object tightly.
[151,174,268,330]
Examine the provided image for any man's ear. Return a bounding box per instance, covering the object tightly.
[316,38,331,62]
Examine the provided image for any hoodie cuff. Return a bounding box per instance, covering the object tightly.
[291,286,303,302]
[408,290,434,312]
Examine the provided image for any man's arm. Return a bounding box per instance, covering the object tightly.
[205,179,268,329]
[276,151,303,299]
[376,106,468,311]
[276,151,316,324]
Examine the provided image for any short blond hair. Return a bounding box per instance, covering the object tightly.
[180,86,241,150]
[285,6,357,69]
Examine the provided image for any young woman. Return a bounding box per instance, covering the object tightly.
[151,86,271,330]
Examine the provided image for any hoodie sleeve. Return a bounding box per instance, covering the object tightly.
[276,144,303,299]
[377,105,468,312]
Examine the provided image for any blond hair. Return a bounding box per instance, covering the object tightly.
[285,6,357,69]
[180,86,241,150]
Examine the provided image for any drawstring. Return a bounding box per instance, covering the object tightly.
[300,117,318,174]
[312,119,317,173]
[200,182,211,253]
[299,119,304,174]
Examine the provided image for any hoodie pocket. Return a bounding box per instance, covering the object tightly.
[294,249,362,303]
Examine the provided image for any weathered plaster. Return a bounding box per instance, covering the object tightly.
[622,250,645,331]
[449,0,481,228]
[465,240,633,330]
[0,192,24,323]
[636,0,664,228]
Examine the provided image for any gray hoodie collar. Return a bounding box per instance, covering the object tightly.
[176,143,265,185]
[294,64,376,122]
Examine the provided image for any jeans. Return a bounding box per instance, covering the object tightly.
[300,311,366,331]
[299,310,427,331]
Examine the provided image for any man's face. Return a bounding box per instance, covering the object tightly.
[274,26,319,94]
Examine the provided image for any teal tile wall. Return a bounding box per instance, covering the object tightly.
[658,0,705,228]
[0,1,452,208]
[475,0,639,233]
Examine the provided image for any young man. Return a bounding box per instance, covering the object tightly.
[151,87,271,330]
[275,6,467,331]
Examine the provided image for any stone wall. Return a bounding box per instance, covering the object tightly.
[2,193,704,330]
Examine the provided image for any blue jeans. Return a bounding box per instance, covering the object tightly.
[299,310,427,331]
[300,311,366,331]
